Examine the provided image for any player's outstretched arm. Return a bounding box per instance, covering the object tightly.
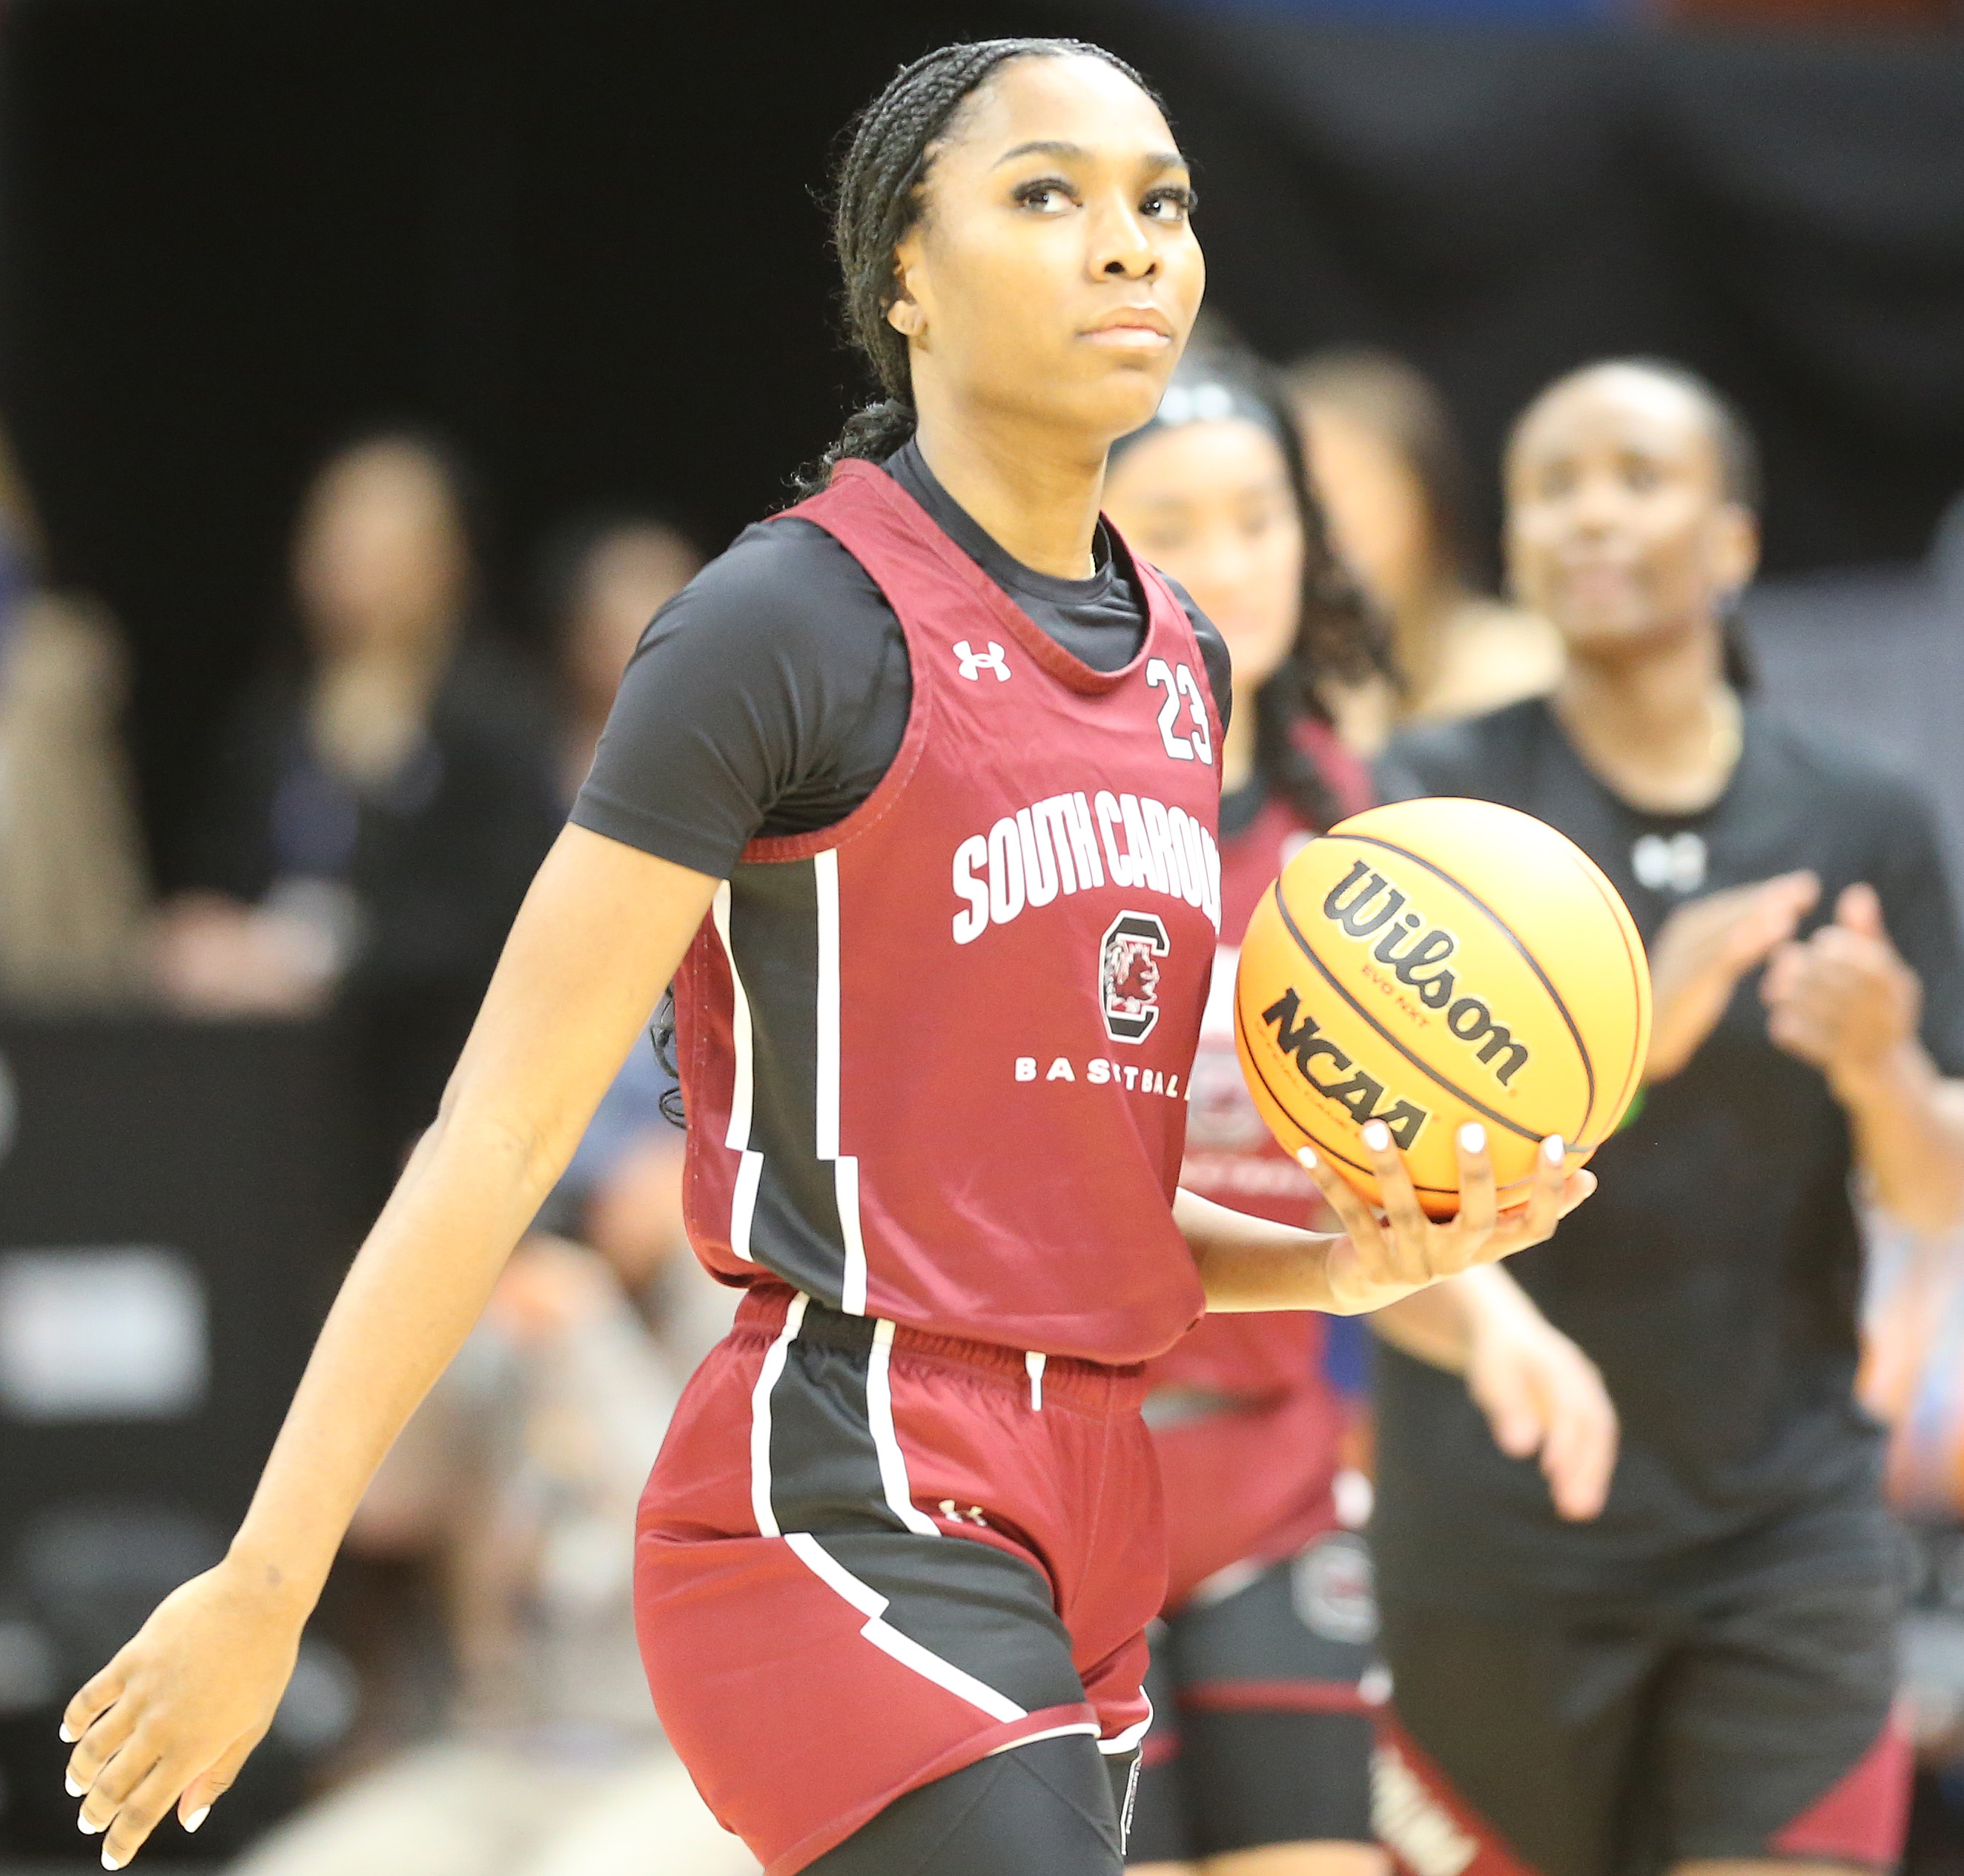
[60,825,721,1870]
[1177,1120,1595,1319]
[1372,1269,1619,1522]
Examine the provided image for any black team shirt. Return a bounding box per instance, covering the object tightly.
[573,441,1229,875]
[1373,696,1964,1610]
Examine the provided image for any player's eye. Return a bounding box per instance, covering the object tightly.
[1142,185,1197,224]
[1621,458,1662,493]
[1013,177,1077,214]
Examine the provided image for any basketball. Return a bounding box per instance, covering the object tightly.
[1234,797,1651,1218]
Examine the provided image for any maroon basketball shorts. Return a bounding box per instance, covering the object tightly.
[1376,1572,1911,1876]
[634,1282,1164,1876]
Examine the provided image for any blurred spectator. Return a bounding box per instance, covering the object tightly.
[154,432,562,1165]
[226,1215,753,1876]
[0,421,150,1005]
[1287,348,1562,752]
[535,513,702,806]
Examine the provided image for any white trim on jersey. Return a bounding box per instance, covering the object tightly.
[1097,1700,1154,1755]
[814,851,842,1158]
[784,1531,1027,1725]
[836,1161,868,1315]
[730,1152,764,1265]
[985,1722,1102,1757]
[868,1320,942,1537]
[711,882,761,1261]
[813,850,868,1312]
[748,1292,808,1538]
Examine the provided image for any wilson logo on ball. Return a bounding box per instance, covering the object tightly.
[1231,799,1652,1221]
[1322,860,1531,1088]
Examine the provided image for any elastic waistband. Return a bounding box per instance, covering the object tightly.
[734,1282,1147,1413]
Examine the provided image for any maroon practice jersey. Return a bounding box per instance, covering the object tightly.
[671,461,1223,1365]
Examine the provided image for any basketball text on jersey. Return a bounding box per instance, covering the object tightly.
[1320,859,1532,1086]
[951,789,1223,944]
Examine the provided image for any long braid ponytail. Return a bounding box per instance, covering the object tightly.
[792,38,1162,499]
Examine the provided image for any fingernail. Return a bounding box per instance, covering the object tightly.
[185,1806,211,1834]
[1458,1123,1486,1155]
[1544,1134,1566,1164]
[1362,1121,1391,1152]
[103,1852,122,1872]
[59,1723,76,1743]
[79,1814,102,1836]
[1296,1147,1318,1171]
[66,1774,84,1798]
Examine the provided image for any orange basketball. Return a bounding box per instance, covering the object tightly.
[1234,798,1651,1218]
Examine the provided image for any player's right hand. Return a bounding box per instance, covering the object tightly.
[1303,1121,1595,1315]
[62,1556,307,1869]
[1644,869,1820,1082]
[1463,1284,1619,1521]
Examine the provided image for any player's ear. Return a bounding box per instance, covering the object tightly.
[887,239,929,348]
[1710,501,1759,597]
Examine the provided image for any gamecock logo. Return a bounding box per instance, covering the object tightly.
[1100,911,1169,1044]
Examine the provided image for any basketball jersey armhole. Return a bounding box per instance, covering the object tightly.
[739,465,1211,865]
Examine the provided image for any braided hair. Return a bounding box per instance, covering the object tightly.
[793,38,1163,498]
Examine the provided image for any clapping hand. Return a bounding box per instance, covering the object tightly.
[1644,870,1819,1082]
[1762,882,1920,1101]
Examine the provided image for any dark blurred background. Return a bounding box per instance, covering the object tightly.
[3,0,1961,882]
[1,0,1962,1869]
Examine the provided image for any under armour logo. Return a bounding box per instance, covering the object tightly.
[953,640,1011,682]
[938,1499,990,1527]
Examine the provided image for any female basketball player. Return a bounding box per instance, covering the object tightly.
[1372,358,1964,1876]
[60,42,1590,1876]
[1102,347,1619,1876]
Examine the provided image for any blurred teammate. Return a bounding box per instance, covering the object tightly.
[60,42,1590,1876]
[1104,347,1618,1876]
[1287,349,1561,753]
[1374,358,1964,1876]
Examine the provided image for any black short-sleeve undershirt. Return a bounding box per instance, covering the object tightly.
[571,442,1230,881]
[1370,696,1964,1607]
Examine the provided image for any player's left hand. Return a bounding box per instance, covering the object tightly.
[1762,883,1921,1100]
[1300,1122,1595,1316]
